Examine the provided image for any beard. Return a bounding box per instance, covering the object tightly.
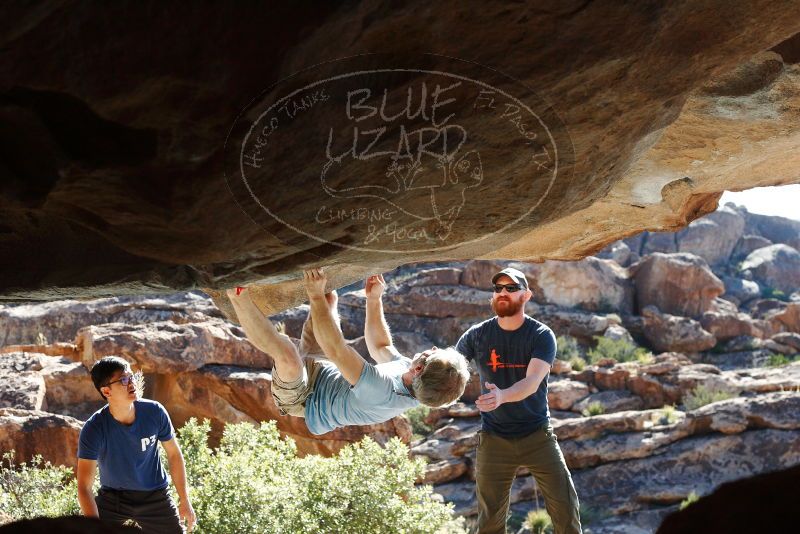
[492,295,524,317]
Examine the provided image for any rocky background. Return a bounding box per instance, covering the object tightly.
[1,203,799,533]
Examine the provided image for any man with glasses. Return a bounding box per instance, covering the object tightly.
[227,268,470,434]
[77,356,196,533]
[456,267,582,534]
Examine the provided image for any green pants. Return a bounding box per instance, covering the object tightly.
[475,425,582,534]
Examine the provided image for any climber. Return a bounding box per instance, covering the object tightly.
[227,268,470,434]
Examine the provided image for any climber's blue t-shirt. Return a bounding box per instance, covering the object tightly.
[304,358,419,435]
[457,315,556,437]
[78,399,174,491]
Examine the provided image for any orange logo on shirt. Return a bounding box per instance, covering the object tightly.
[488,349,527,372]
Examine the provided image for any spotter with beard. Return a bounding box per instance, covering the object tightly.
[456,267,582,534]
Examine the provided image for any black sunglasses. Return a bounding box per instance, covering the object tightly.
[104,374,135,388]
[493,283,523,293]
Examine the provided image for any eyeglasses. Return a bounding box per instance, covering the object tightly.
[104,374,135,388]
[493,283,523,293]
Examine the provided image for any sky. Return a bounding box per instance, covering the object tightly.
[719,184,799,221]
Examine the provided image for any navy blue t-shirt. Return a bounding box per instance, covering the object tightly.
[456,315,556,437]
[78,399,175,491]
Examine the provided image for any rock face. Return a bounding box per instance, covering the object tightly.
[633,254,725,318]
[0,409,83,470]
[76,318,271,373]
[641,306,717,353]
[519,258,634,314]
[0,293,221,346]
[656,464,800,534]
[2,2,800,309]
[743,212,800,250]
[739,244,800,294]
[677,206,745,266]
[413,387,800,524]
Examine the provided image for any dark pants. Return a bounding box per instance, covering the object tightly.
[475,425,582,534]
[96,487,183,534]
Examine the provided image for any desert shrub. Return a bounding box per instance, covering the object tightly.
[581,402,605,417]
[568,356,587,371]
[766,353,796,367]
[556,336,581,361]
[557,336,588,371]
[761,287,788,301]
[680,491,700,510]
[683,384,736,411]
[587,337,653,365]
[0,452,80,522]
[652,405,680,426]
[579,503,606,526]
[524,509,553,534]
[179,419,460,534]
[404,405,433,440]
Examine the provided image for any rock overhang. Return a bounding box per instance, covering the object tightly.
[2,2,799,316]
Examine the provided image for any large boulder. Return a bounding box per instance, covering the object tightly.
[739,244,800,295]
[0,352,46,411]
[38,355,104,419]
[2,2,800,314]
[742,211,800,250]
[641,232,678,255]
[656,464,800,534]
[573,429,800,516]
[459,260,508,290]
[339,284,491,319]
[0,409,83,469]
[699,311,765,341]
[572,390,644,414]
[547,379,590,410]
[633,253,724,318]
[731,234,772,261]
[641,306,716,353]
[676,206,745,266]
[76,318,272,374]
[0,293,221,346]
[720,275,761,306]
[595,240,633,266]
[516,257,634,314]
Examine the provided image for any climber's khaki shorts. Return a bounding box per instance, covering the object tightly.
[271,357,322,418]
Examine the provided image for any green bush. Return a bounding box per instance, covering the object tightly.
[556,336,581,361]
[581,402,605,417]
[557,336,589,371]
[761,287,788,302]
[683,384,736,411]
[0,452,80,522]
[180,419,460,534]
[579,503,606,526]
[587,337,653,365]
[404,405,433,440]
[524,509,553,534]
[652,405,680,426]
[568,356,587,371]
[767,353,796,367]
[680,491,700,510]
[0,421,462,533]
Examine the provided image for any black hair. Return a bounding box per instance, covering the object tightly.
[90,356,130,400]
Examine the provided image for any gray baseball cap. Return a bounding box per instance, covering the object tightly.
[491,267,529,289]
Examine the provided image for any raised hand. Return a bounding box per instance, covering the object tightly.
[475,382,505,412]
[304,268,328,299]
[365,274,387,300]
